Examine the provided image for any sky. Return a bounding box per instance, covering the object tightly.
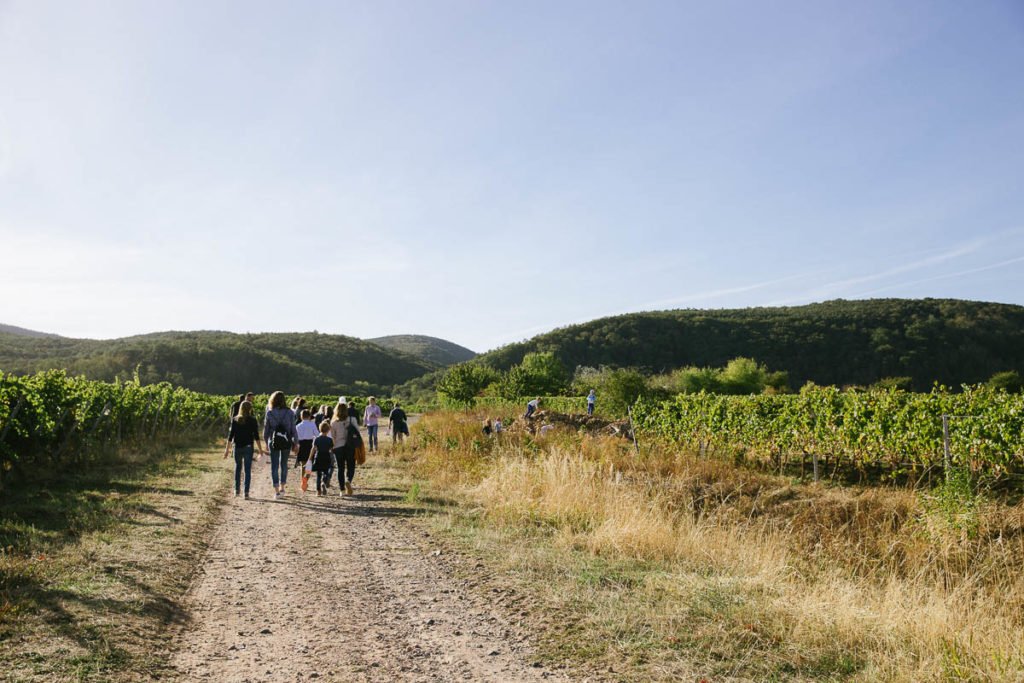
[1,0,1022,352]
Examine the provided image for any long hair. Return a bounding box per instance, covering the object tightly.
[331,402,347,422]
[235,400,253,422]
[269,391,287,410]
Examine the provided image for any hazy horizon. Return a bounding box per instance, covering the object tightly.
[2,1,1022,351]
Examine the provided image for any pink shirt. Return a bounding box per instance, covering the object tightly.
[363,404,381,426]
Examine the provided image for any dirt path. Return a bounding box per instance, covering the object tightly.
[169,435,570,682]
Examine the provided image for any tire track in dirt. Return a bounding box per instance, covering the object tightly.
[169,448,570,682]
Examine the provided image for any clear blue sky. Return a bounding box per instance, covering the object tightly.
[2,1,1022,351]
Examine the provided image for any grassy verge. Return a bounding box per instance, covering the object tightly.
[378,411,1024,682]
[0,439,230,682]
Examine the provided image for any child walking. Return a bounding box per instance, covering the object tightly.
[311,421,336,496]
[294,409,318,492]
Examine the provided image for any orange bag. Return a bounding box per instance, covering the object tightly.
[354,441,367,465]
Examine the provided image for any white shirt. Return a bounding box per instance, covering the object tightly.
[296,419,319,441]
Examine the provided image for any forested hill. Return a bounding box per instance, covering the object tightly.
[0,330,437,395]
[368,335,476,367]
[0,324,60,339]
[474,299,1024,390]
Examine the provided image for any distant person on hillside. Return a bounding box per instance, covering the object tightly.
[482,418,492,437]
[524,397,540,419]
[311,421,336,496]
[363,397,382,452]
[264,391,297,499]
[493,418,503,434]
[389,402,408,444]
[329,401,359,496]
[587,390,596,416]
[224,400,264,499]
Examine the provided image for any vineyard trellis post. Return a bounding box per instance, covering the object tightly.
[627,404,640,455]
[942,414,952,483]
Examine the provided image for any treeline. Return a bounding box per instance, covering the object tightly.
[435,352,796,415]
[0,331,438,396]
[468,299,1024,391]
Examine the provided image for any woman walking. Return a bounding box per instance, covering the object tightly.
[264,391,297,499]
[329,401,359,496]
[363,397,381,452]
[224,400,264,499]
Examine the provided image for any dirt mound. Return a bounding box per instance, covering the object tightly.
[511,409,634,439]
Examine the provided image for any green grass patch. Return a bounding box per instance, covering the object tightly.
[0,441,230,681]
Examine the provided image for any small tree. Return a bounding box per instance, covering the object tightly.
[719,357,767,394]
[988,370,1024,393]
[497,352,569,399]
[437,363,500,405]
[602,368,650,415]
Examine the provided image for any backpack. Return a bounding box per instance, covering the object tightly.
[347,421,363,447]
[271,413,291,451]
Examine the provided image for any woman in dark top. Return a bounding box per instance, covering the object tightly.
[224,400,264,499]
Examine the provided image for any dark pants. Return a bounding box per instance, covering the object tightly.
[334,446,355,487]
[295,439,313,467]
[233,445,254,494]
[587,403,595,416]
[316,470,329,492]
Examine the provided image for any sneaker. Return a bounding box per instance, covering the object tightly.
[274,491,281,500]
[345,482,353,496]
[234,490,240,497]
[244,493,250,499]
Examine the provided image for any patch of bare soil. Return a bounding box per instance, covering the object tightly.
[510,410,633,439]
[169,455,572,682]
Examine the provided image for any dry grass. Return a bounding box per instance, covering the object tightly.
[396,411,1024,681]
[0,439,230,681]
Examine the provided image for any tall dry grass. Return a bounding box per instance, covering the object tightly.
[402,411,1024,681]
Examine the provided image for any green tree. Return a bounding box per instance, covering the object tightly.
[602,368,650,415]
[987,370,1024,393]
[497,352,569,399]
[436,363,500,405]
[719,357,768,394]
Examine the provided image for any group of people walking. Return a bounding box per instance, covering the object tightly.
[223,392,410,500]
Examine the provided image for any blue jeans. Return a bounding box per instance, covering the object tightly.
[269,448,289,488]
[234,445,254,494]
[366,425,378,451]
[587,402,595,416]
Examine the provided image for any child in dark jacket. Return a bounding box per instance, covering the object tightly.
[311,421,336,496]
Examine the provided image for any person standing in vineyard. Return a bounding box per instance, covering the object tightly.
[587,390,596,416]
[363,396,382,452]
[264,391,297,499]
[224,400,264,499]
